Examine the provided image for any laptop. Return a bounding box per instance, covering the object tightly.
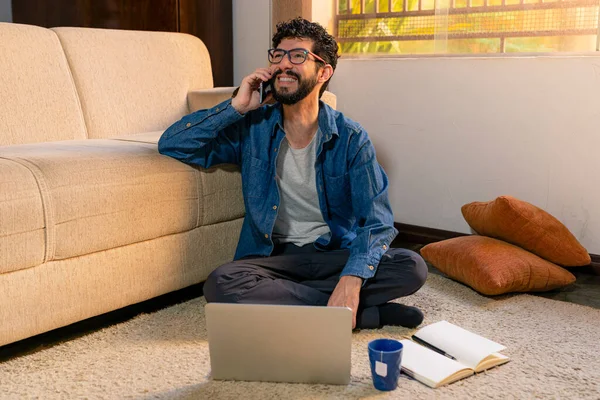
[205,303,352,385]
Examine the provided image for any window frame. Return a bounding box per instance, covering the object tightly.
[333,0,600,57]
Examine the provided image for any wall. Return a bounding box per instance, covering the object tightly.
[231,1,598,254]
[0,0,11,22]
[232,0,271,84]
[329,55,600,253]
[232,0,331,84]
[311,1,334,34]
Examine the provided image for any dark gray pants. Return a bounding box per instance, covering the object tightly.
[203,244,428,329]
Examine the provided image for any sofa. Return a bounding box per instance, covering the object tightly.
[0,22,336,347]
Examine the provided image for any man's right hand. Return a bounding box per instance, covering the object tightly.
[231,67,276,115]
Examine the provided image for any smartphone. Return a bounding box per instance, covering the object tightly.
[259,79,273,104]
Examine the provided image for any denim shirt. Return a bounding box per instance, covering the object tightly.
[157,98,398,280]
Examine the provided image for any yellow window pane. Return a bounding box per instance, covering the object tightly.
[339,41,377,54]
[339,36,595,55]
[351,0,362,13]
[365,0,377,13]
[340,40,435,54]
[446,38,501,53]
[392,0,405,12]
[338,0,348,14]
[408,0,420,11]
[395,40,436,54]
[379,0,390,12]
[505,35,597,52]
[336,0,600,55]
[421,0,436,9]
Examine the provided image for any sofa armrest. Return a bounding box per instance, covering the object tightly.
[188,87,237,113]
[321,91,337,110]
[187,87,337,113]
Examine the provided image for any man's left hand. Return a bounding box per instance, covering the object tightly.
[327,275,362,329]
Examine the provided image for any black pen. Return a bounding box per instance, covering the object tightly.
[411,335,457,360]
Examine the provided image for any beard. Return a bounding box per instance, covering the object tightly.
[272,70,319,105]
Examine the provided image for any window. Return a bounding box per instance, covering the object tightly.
[334,0,600,55]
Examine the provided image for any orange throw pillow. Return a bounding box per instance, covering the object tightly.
[461,196,590,267]
[421,236,576,296]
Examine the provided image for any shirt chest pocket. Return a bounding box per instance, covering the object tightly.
[244,156,271,198]
[324,172,351,208]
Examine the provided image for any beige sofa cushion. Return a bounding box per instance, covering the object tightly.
[52,27,213,139]
[1,139,243,262]
[0,23,87,145]
[110,131,245,226]
[0,158,45,273]
[321,91,337,110]
[188,87,238,113]
[0,218,243,347]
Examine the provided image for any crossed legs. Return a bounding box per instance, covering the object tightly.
[203,244,428,329]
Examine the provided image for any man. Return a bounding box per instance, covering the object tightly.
[158,18,427,330]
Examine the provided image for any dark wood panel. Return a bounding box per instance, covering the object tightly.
[12,0,80,27]
[179,0,233,86]
[86,0,178,31]
[12,0,178,31]
[392,222,469,245]
[591,254,600,275]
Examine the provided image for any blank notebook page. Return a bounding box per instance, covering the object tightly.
[400,340,471,385]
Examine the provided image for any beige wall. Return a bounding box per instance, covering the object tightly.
[311,1,334,34]
[0,0,11,22]
[329,55,600,253]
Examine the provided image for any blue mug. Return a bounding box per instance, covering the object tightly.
[368,338,403,391]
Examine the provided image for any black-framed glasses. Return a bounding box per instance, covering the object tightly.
[267,48,327,65]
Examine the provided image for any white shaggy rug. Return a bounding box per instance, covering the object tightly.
[1,274,599,399]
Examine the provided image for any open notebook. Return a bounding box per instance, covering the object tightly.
[400,321,510,388]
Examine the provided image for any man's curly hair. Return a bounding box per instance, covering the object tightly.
[272,17,339,97]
